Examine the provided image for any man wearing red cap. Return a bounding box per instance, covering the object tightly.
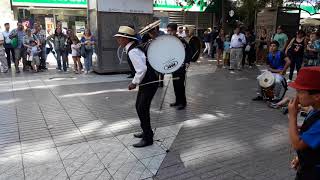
[288,67,320,180]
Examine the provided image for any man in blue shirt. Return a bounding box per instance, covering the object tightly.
[252,41,291,102]
[288,67,320,180]
[9,22,26,73]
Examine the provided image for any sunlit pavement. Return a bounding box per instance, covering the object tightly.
[0,58,295,180]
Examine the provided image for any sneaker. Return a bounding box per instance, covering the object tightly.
[252,96,263,101]
[287,79,292,83]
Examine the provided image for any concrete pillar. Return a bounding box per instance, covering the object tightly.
[0,0,14,30]
[88,0,153,73]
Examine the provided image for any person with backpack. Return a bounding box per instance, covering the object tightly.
[9,22,26,73]
[288,67,320,180]
[114,26,158,148]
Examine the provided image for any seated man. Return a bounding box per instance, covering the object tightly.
[253,40,291,102]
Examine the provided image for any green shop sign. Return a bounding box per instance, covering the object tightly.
[153,0,208,12]
[12,0,87,7]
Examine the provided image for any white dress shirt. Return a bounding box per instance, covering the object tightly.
[125,41,147,85]
[230,33,246,48]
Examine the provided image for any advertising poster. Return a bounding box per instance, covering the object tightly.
[45,17,54,36]
[75,21,86,39]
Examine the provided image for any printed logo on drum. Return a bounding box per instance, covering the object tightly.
[164,59,179,70]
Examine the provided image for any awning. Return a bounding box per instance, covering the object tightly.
[300,17,320,26]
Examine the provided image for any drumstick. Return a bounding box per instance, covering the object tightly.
[192,50,199,59]
[139,77,180,87]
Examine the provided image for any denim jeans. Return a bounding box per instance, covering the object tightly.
[84,49,93,71]
[56,49,68,71]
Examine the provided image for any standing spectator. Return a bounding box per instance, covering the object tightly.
[305,32,320,67]
[0,29,8,73]
[216,29,225,66]
[177,26,186,38]
[9,22,26,73]
[23,28,39,71]
[27,40,41,73]
[210,26,219,58]
[80,28,95,74]
[202,30,211,57]
[272,26,288,52]
[47,28,68,72]
[285,30,306,82]
[243,30,256,68]
[223,34,231,68]
[71,37,81,74]
[2,23,15,69]
[229,27,246,71]
[256,28,268,65]
[33,23,47,70]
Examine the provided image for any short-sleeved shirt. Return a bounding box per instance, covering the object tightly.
[273,33,288,51]
[300,110,320,149]
[266,51,286,70]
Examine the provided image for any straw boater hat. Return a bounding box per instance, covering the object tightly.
[114,26,137,40]
[139,20,161,35]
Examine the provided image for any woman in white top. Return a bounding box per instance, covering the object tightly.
[71,37,81,74]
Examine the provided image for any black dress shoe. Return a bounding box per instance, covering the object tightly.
[133,132,144,138]
[177,105,186,110]
[170,102,179,107]
[252,96,263,101]
[133,139,153,148]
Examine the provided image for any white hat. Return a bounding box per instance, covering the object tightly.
[114,26,137,40]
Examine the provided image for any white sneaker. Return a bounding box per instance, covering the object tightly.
[287,79,292,83]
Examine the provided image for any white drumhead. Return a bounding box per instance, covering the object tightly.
[259,71,275,88]
[147,35,185,74]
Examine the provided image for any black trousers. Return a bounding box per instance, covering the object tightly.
[5,47,15,68]
[136,84,158,141]
[289,55,303,80]
[172,68,187,106]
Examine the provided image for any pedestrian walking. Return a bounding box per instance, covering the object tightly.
[47,28,68,72]
[80,29,95,74]
[2,23,15,69]
[285,30,306,82]
[216,29,225,66]
[9,22,26,73]
[202,30,211,57]
[210,26,219,58]
[0,30,8,73]
[229,26,246,71]
[287,67,320,180]
[114,26,158,148]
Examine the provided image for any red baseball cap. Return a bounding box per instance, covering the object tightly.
[289,67,320,90]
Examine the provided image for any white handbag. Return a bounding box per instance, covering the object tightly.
[245,45,251,52]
